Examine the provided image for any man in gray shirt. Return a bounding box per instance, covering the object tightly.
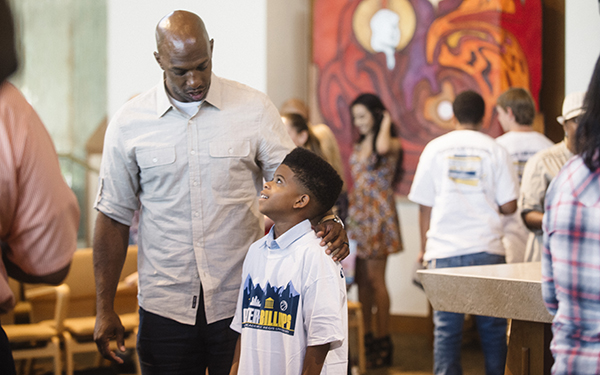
[93,10,348,375]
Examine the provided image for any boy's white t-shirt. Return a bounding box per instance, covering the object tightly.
[231,219,348,375]
[495,131,553,263]
[495,131,554,182]
[408,130,519,261]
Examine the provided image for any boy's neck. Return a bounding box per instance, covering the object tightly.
[455,123,479,131]
[271,216,307,240]
[506,123,535,132]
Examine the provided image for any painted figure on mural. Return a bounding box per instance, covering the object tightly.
[313,0,542,194]
[370,8,401,70]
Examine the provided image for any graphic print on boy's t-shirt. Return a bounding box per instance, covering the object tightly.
[241,274,300,335]
[447,155,482,186]
[511,150,538,183]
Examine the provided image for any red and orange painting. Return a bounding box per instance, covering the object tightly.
[312,0,542,194]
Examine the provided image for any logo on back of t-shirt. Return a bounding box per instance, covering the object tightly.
[240,275,300,336]
[448,154,482,186]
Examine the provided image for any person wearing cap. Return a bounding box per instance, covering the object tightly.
[519,91,586,262]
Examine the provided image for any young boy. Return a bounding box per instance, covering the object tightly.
[229,147,347,375]
[409,90,519,375]
[495,88,553,263]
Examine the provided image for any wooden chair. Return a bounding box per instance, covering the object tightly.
[60,246,141,375]
[348,300,366,374]
[3,282,70,375]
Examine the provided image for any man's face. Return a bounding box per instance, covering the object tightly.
[259,164,305,219]
[155,37,214,103]
[563,116,580,152]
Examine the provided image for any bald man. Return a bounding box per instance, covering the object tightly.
[93,10,348,375]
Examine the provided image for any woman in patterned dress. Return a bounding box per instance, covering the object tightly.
[347,93,403,368]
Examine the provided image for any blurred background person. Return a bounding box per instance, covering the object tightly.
[0,1,79,373]
[347,93,403,368]
[520,91,585,262]
[542,55,600,375]
[495,88,553,263]
[281,112,326,159]
[280,98,348,221]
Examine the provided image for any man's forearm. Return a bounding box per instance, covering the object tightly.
[523,210,543,231]
[93,212,130,313]
[418,205,432,263]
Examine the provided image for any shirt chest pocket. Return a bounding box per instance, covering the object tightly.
[208,140,255,201]
[136,146,181,198]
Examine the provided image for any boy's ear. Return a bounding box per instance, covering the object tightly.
[293,194,310,209]
[506,107,515,120]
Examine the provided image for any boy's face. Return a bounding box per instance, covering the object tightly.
[259,164,305,218]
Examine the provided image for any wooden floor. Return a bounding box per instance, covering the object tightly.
[357,331,485,375]
[21,331,486,375]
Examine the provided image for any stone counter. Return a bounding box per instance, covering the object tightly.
[418,262,555,375]
[417,262,553,323]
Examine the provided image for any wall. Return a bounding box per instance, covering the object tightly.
[565,1,600,95]
[266,0,310,109]
[9,0,106,156]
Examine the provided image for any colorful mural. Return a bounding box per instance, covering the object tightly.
[313,0,542,194]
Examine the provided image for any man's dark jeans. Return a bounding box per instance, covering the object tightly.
[137,292,239,375]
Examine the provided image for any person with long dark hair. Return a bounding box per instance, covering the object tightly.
[347,93,403,368]
[542,54,600,374]
[281,113,326,160]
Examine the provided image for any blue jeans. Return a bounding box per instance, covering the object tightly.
[429,252,507,375]
[137,288,239,375]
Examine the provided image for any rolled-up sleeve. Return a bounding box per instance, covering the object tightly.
[520,155,547,219]
[94,116,140,226]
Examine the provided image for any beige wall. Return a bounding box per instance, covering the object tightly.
[266,0,310,110]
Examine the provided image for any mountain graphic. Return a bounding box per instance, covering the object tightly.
[241,274,300,335]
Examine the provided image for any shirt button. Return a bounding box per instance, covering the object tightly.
[196,242,201,247]
[228,148,233,154]
[190,150,195,155]
[152,158,158,163]
[194,212,199,217]
[193,180,198,186]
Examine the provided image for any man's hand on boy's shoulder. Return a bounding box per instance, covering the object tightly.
[313,219,349,262]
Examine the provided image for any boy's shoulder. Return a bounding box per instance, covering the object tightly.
[496,130,553,145]
[425,130,498,153]
[292,230,328,256]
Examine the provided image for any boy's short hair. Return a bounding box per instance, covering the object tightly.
[453,90,485,126]
[282,147,343,216]
[496,88,536,125]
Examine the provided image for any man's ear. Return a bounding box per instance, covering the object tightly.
[154,51,164,70]
[293,194,310,209]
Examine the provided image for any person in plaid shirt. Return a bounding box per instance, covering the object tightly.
[542,55,600,375]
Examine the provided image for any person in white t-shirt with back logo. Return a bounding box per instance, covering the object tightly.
[495,88,553,263]
[409,90,519,375]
